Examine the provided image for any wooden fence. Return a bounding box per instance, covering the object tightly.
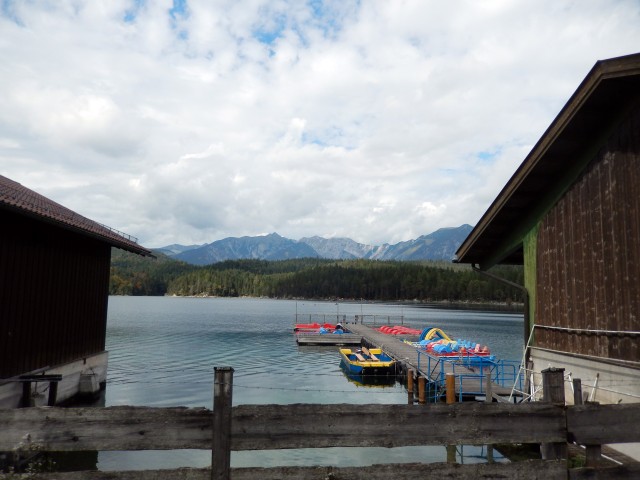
[1,367,640,480]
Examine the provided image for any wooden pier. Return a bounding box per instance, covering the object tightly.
[346,323,517,401]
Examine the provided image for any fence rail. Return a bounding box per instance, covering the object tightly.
[1,368,640,480]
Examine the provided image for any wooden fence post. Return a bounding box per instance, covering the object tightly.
[573,378,603,467]
[572,378,583,406]
[540,368,567,461]
[212,367,234,480]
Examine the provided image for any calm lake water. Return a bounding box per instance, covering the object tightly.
[96,296,524,471]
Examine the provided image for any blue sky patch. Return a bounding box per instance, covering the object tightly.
[169,0,188,20]
[2,0,23,26]
[477,150,499,162]
[253,12,286,46]
[123,0,145,23]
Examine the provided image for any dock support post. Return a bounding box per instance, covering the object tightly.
[418,376,426,404]
[446,444,457,463]
[407,369,414,405]
[485,371,494,462]
[540,368,567,461]
[212,367,234,480]
[445,373,456,404]
[445,374,457,463]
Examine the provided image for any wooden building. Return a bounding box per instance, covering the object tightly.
[455,53,640,414]
[0,175,152,407]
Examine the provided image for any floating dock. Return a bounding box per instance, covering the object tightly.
[345,323,521,402]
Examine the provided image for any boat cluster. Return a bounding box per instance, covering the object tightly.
[409,327,493,359]
[376,325,422,335]
[293,321,497,386]
[293,322,347,334]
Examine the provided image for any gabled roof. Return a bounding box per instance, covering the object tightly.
[455,52,640,268]
[0,175,153,257]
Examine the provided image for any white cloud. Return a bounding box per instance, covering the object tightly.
[1,0,639,247]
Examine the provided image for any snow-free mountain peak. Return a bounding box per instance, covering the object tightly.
[156,225,473,266]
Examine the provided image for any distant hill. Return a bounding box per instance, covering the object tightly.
[298,236,380,259]
[172,233,318,265]
[155,225,473,266]
[154,243,203,256]
[373,225,474,261]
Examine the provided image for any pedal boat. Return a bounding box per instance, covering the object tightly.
[339,347,396,375]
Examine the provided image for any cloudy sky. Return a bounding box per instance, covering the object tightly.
[1,1,639,248]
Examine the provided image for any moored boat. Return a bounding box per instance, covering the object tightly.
[339,347,396,375]
[294,322,336,333]
[406,327,496,366]
[341,368,397,387]
[377,325,422,336]
[294,322,349,334]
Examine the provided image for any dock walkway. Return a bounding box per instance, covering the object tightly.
[346,323,515,400]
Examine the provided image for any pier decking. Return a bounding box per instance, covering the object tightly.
[346,323,518,401]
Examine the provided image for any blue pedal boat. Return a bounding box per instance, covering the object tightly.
[339,347,396,375]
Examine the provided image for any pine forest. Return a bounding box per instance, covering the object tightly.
[110,249,524,305]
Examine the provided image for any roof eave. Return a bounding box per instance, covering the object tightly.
[455,53,640,267]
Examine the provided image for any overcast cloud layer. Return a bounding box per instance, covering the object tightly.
[1,1,639,247]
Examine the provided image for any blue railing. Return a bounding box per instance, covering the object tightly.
[416,350,523,402]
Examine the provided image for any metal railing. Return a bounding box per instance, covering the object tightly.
[416,351,524,402]
[98,222,139,243]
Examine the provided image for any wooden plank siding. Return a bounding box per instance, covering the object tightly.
[0,211,111,378]
[535,104,640,363]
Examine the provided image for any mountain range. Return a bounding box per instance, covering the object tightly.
[153,224,473,266]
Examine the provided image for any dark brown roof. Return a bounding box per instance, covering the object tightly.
[0,175,153,257]
[455,52,640,268]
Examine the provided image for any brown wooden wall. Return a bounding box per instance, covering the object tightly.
[0,210,111,378]
[535,104,640,363]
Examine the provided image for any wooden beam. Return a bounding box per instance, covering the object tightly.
[6,402,639,453]
[3,461,640,480]
[0,403,567,452]
[0,460,568,480]
[567,403,640,444]
[229,403,566,450]
[0,406,212,451]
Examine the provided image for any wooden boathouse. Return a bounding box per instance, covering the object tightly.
[0,175,152,408]
[455,53,640,459]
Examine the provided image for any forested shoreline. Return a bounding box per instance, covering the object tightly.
[110,249,524,305]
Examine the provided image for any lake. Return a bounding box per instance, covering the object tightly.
[96,296,524,470]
